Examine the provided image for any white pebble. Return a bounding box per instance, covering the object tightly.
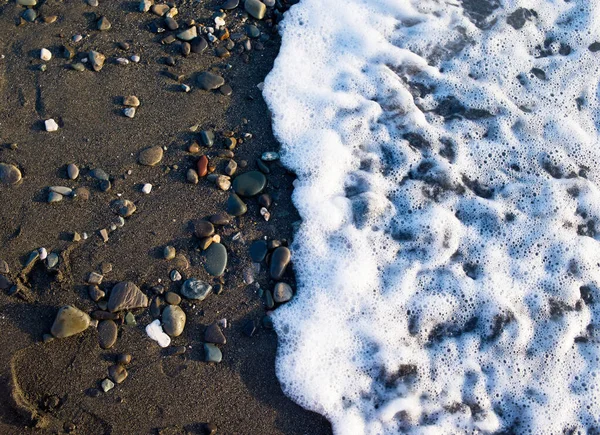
[145,319,171,347]
[72,34,83,43]
[131,55,141,63]
[142,183,152,194]
[45,119,59,132]
[40,48,52,61]
[82,232,89,240]
[116,57,129,65]
[123,107,136,118]
[215,17,225,28]
[38,247,48,260]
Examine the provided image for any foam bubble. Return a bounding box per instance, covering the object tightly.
[264,0,600,432]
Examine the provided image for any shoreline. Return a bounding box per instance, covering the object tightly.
[0,0,331,433]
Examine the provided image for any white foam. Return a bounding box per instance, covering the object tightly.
[264,0,600,433]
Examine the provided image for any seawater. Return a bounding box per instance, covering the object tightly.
[263,0,600,433]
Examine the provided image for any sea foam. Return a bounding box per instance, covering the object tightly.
[264,0,600,433]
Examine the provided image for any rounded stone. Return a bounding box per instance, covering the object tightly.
[67,163,79,180]
[165,292,181,305]
[51,306,91,338]
[89,50,105,71]
[232,171,266,197]
[194,220,214,238]
[197,72,225,90]
[226,193,247,216]
[180,278,212,301]
[0,163,22,185]
[138,146,163,166]
[163,246,176,260]
[245,0,266,19]
[191,37,208,54]
[273,282,293,303]
[108,364,128,384]
[197,155,208,177]
[204,243,227,277]
[162,305,186,337]
[270,246,291,280]
[249,240,268,262]
[203,343,222,363]
[97,320,118,349]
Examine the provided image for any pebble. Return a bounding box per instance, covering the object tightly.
[123,95,140,107]
[260,207,270,221]
[191,37,208,54]
[0,163,21,185]
[224,160,237,176]
[215,175,231,191]
[163,246,176,260]
[180,278,212,301]
[177,27,197,41]
[187,168,199,184]
[221,0,239,9]
[111,199,136,218]
[261,151,279,161]
[263,0,275,6]
[46,252,58,268]
[258,193,271,208]
[204,343,222,363]
[165,292,181,305]
[0,260,8,274]
[97,16,111,31]
[194,220,214,238]
[89,285,105,302]
[209,213,231,225]
[246,25,260,38]
[138,146,163,166]
[98,320,118,349]
[197,155,209,177]
[146,319,171,347]
[170,270,182,281]
[226,193,247,216]
[162,305,186,336]
[89,51,106,71]
[48,192,63,203]
[40,48,52,61]
[199,237,213,250]
[87,0,99,6]
[17,0,37,5]
[49,186,72,196]
[108,364,128,384]
[197,72,225,90]
[204,243,227,276]
[123,107,136,118]
[87,272,103,285]
[151,4,169,16]
[142,183,152,194]
[219,84,233,97]
[0,276,13,291]
[165,16,178,30]
[181,84,191,92]
[232,171,266,197]
[204,323,226,345]
[51,306,90,338]
[125,312,136,325]
[45,119,59,132]
[264,289,274,309]
[23,9,36,22]
[90,168,109,181]
[108,281,148,312]
[270,247,291,280]
[101,379,115,393]
[245,0,267,19]
[242,319,257,337]
[273,282,293,303]
[249,240,268,262]
[181,41,191,56]
[117,354,131,365]
[67,163,79,180]
[200,130,214,147]
[116,58,129,65]
[131,55,141,63]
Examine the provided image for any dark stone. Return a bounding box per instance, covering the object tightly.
[97,320,118,349]
[258,193,271,208]
[256,159,270,174]
[203,343,222,363]
[209,213,231,225]
[180,278,212,301]
[506,8,536,29]
[226,193,247,216]
[108,364,128,384]
[242,320,257,337]
[204,323,226,345]
[165,292,181,305]
[589,42,600,52]
[191,37,208,54]
[264,289,274,309]
[219,84,233,96]
[194,220,215,238]
[232,171,267,197]
[221,0,239,9]
[204,243,227,276]
[91,310,119,320]
[249,240,268,262]
[270,247,291,280]
[0,275,13,290]
[197,72,225,90]
[200,130,214,147]
[108,281,148,312]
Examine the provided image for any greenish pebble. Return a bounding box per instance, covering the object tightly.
[232,171,266,197]
[226,193,247,216]
[203,343,222,363]
[125,312,136,325]
[204,243,227,276]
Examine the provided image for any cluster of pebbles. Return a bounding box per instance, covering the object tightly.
[0,0,300,433]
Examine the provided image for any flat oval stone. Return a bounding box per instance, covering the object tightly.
[97,320,118,349]
[51,306,90,338]
[204,343,222,363]
[180,278,212,301]
[191,37,208,54]
[221,0,239,9]
[90,168,109,181]
[138,146,163,166]
[67,163,79,180]
[249,240,268,262]
[162,305,186,337]
[245,0,266,19]
[273,282,293,303]
[204,243,227,276]
[232,171,266,197]
[0,163,21,185]
[226,193,247,216]
[194,220,214,238]
[270,246,291,280]
[165,291,181,305]
[209,212,231,225]
[197,155,208,177]
[197,72,225,90]
[108,281,148,312]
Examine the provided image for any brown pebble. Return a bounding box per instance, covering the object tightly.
[165,292,181,305]
[188,142,200,153]
[117,353,131,365]
[108,364,128,384]
[197,155,208,177]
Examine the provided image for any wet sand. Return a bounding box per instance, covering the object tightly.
[0,0,331,433]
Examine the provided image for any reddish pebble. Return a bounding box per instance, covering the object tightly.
[197,155,208,177]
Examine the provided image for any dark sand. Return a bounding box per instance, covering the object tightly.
[0,1,331,433]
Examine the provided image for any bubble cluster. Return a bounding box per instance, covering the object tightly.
[264,0,600,433]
